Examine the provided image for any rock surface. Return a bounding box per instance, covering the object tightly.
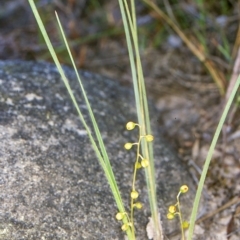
[0,60,195,239]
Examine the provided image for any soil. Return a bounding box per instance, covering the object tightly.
[0,0,239,239]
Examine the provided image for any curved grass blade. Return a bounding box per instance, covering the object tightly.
[187,74,240,239]
[28,1,134,239]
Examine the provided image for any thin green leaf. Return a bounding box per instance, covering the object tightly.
[28,1,134,239]
[187,74,240,239]
[118,0,162,238]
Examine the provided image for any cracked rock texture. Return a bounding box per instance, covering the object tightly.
[0,60,195,239]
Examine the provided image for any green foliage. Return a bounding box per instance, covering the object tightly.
[28,0,135,239]
[118,0,163,238]
[187,75,240,240]
[28,1,240,240]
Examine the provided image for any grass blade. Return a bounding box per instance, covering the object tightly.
[187,74,240,239]
[118,0,163,238]
[28,0,134,239]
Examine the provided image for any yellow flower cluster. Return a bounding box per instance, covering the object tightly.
[167,185,189,239]
[115,121,154,234]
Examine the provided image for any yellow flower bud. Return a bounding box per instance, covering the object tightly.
[116,212,125,220]
[141,159,149,168]
[124,143,132,150]
[131,190,139,199]
[168,205,176,214]
[145,135,154,142]
[180,185,188,193]
[126,122,136,130]
[136,162,142,169]
[167,213,175,220]
[121,223,129,231]
[182,221,189,229]
[134,202,143,209]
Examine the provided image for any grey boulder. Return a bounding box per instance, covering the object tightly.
[0,60,195,239]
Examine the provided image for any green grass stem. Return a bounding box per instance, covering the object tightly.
[187,74,240,239]
[28,0,134,239]
[118,0,163,239]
